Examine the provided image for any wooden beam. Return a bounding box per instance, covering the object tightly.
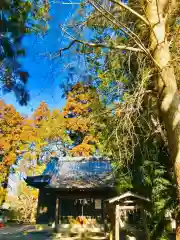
[115,205,119,240]
[124,200,134,203]
[118,205,140,210]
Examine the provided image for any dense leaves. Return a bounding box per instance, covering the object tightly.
[6,181,40,223]
[63,82,103,156]
[0,100,24,203]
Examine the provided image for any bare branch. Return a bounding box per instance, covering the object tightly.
[89,0,163,70]
[109,0,150,26]
[55,39,143,58]
[57,40,77,57]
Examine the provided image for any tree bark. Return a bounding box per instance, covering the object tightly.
[146,0,180,238]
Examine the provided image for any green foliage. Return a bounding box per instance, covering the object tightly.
[99,108,176,238]
[63,3,178,238]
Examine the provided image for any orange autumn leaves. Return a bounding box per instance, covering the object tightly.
[0,83,102,165]
[0,100,64,203]
[0,83,101,186]
[33,101,50,124]
[0,101,24,183]
[0,100,33,204]
[0,101,38,193]
[64,83,100,156]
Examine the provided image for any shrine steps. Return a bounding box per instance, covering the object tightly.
[52,231,109,240]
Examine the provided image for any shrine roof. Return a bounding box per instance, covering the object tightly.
[25,157,115,190]
[106,191,150,203]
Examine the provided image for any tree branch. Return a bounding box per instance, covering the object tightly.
[88,0,149,54]
[55,39,143,58]
[109,0,150,26]
[88,0,162,69]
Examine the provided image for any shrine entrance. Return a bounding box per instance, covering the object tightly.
[55,196,105,225]
[105,191,150,240]
[61,198,96,218]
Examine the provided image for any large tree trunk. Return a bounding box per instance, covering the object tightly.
[145,0,180,238]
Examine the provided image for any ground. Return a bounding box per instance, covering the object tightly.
[0,225,52,240]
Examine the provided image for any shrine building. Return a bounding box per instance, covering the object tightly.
[25,156,116,225]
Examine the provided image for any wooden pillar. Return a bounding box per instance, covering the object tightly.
[140,207,150,240]
[115,204,120,240]
[102,200,105,223]
[55,196,59,225]
[109,231,113,240]
[36,189,42,224]
[59,198,61,224]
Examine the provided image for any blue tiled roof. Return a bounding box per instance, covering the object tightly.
[25,157,115,189]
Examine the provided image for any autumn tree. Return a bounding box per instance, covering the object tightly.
[0,100,67,207]
[6,181,41,223]
[0,100,24,204]
[0,100,47,205]
[0,100,38,205]
[15,164,45,224]
[27,101,52,160]
[20,102,69,163]
[63,82,103,156]
[33,101,50,124]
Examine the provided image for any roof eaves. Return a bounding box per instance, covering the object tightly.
[106,191,150,203]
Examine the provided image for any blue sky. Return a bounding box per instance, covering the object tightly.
[0,1,81,116]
